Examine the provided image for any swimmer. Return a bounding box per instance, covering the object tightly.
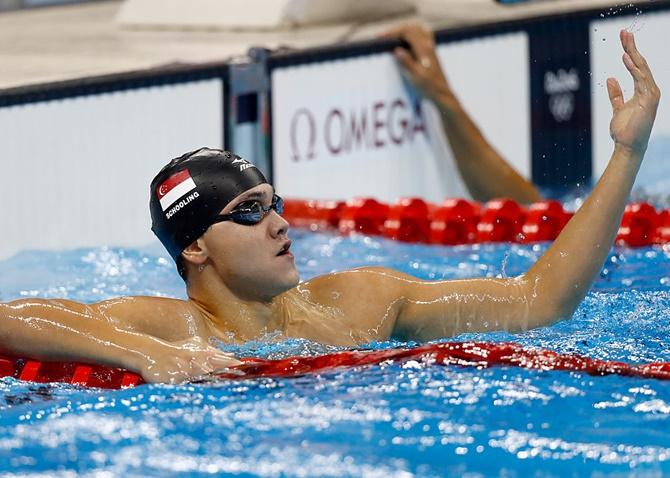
[0,30,660,383]
[384,23,542,204]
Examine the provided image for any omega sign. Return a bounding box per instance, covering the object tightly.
[289,98,428,161]
[544,68,580,123]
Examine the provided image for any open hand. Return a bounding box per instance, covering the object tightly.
[383,23,453,102]
[139,336,242,384]
[607,30,661,156]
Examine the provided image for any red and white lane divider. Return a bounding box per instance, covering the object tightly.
[3,342,670,389]
[283,198,670,247]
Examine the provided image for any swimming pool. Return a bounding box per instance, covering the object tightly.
[1,224,669,477]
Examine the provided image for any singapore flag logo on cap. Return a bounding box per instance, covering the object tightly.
[157,169,197,211]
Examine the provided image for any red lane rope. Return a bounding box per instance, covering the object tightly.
[283,197,670,247]
[2,342,670,389]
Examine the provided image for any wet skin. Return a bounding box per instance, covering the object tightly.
[0,30,661,383]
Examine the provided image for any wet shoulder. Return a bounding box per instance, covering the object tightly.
[92,296,203,341]
[298,266,408,303]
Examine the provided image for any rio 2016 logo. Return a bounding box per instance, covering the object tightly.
[289,98,428,161]
[544,68,580,123]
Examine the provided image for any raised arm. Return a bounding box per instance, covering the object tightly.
[524,30,659,317]
[385,23,541,204]
[387,30,659,341]
[0,298,240,383]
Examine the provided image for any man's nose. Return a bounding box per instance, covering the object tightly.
[269,210,289,237]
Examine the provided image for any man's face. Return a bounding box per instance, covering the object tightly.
[200,183,299,301]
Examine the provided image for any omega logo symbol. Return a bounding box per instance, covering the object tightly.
[290,108,316,161]
[288,98,428,162]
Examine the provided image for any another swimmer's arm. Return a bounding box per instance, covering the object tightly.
[386,23,541,204]
[391,30,660,340]
[0,298,240,383]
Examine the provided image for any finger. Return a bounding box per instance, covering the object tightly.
[209,350,238,358]
[380,22,426,41]
[622,52,645,88]
[186,373,218,384]
[621,30,660,94]
[209,356,243,367]
[621,30,647,70]
[191,357,213,374]
[213,367,246,377]
[378,24,411,39]
[166,371,189,385]
[202,347,235,359]
[607,77,624,112]
[394,47,420,75]
[212,351,240,359]
[621,32,647,78]
[622,52,650,98]
[402,29,435,59]
[384,24,434,58]
[188,368,246,381]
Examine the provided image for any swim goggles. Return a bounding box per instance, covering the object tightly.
[211,194,284,226]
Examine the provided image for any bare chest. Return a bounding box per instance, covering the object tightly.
[277,291,399,346]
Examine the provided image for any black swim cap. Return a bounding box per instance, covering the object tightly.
[149,148,268,268]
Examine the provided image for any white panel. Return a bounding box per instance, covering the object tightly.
[436,33,531,180]
[272,32,529,203]
[591,12,670,191]
[0,79,223,260]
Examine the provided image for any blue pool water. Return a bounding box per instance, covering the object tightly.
[1,231,670,477]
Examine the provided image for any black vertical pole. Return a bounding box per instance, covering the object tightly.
[227,48,272,179]
[529,17,592,191]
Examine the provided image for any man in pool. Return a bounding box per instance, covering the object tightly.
[0,30,661,384]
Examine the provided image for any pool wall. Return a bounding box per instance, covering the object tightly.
[270,32,530,202]
[263,3,670,201]
[0,66,227,261]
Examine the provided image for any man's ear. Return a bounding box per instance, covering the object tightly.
[181,238,208,266]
